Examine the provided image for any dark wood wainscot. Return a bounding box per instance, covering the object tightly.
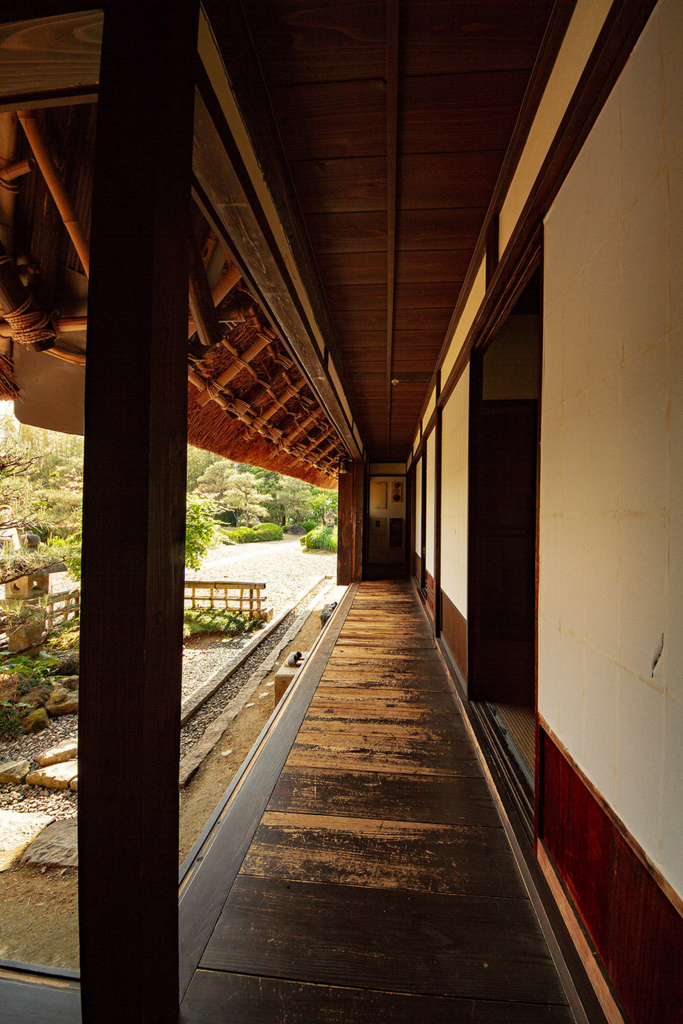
[538,727,683,1024]
[441,590,467,681]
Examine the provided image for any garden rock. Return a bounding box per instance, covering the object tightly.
[62,675,79,692]
[35,740,78,768]
[49,687,69,704]
[56,652,79,676]
[21,686,52,709]
[0,759,30,784]
[23,708,50,734]
[26,759,78,790]
[21,820,78,868]
[70,776,78,791]
[0,810,54,871]
[46,694,78,716]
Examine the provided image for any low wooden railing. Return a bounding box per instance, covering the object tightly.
[184,580,272,620]
[44,588,81,628]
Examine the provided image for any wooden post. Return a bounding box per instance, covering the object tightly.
[338,460,364,584]
[78,4,198,1023]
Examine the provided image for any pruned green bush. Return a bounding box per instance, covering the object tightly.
[183,608,264,639]
[300,525,337,552]
[227,522,283,543]
[252,522,283,540]
[302,519,317,533]
[226,527,259,543]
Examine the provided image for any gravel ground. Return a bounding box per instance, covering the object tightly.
[0,539,336,820]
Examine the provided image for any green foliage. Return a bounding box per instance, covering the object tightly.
[185,494,218,569]
[300,525,338,552]
[252,522,283,541]
[225,526,259,544]
[186,446,221,491]
[302,519,317,533]
[45,618,80,653]
[196,462,269,524]
[0,651,61,739]
[183,608,264,640]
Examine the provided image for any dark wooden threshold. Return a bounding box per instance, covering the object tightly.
[178,583,358,999]
[1,964,81,1024]
[435,635,609,1024]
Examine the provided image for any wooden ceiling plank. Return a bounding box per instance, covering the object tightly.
[394,281,462,309]
[396,207,486,251]
[400,70,530,155]
[399,150,506,210]
[269,79,386,160]
[290,155,387,214]
[244,2,386,87]
[401,1,556,77]
[315,251,387,287]
[396,249,471,284]
[306,211,387,254]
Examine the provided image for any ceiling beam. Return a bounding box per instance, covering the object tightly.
[386,0,399,447]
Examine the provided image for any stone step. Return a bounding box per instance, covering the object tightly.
[26,759,78,790]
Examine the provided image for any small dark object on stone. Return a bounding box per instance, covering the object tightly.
[285,524,307,535]
[320,601,338,627]
[285,651,302,667]
[25,533,40,549]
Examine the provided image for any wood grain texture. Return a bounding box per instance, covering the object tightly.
[77,5,197,1020]
[241,811,526,897]
[201,875,566,1005]
[268,765,499,825]
[540,728,683,1024]
[178,584,358,998]
[0,11,102,102]
[182,969,574,1024]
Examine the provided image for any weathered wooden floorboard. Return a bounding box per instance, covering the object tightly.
[268,765,497,824]
[311,685,457,705]
[182,580,572,1021]
[239,811,526,897]
[181,970,574,1023]
[305,698,464,726]
[200,876,567,1005]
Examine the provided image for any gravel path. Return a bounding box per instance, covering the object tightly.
[0,539,336,820]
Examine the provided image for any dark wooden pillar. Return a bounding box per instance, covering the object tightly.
[78,4,198,1022]
[337,460,364,584]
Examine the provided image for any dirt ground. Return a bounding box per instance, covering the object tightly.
[0,592,340,971]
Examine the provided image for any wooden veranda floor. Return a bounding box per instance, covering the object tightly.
[179,581,575,1023]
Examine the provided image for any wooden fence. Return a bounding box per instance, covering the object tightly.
[44,588,81,628]
[184,581,272,620]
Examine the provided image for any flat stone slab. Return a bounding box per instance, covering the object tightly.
[0,759,30,784]
[21,820,78,868]
[46,694,78,716]
[35,739,78,767]
[26,759,78,790]
[0,809,55,871]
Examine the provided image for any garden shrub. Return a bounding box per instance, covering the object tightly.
[183,608,264,639]
[301,519,317,533]
[252,522,283,540]
[225,527,259,543]
[300,525,337,552]
[227,523,283,543]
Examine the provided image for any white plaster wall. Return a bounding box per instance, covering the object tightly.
[441,366,469,617]
[425,436,435,576]
[414,456,422,557]
[539,0,683,897]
